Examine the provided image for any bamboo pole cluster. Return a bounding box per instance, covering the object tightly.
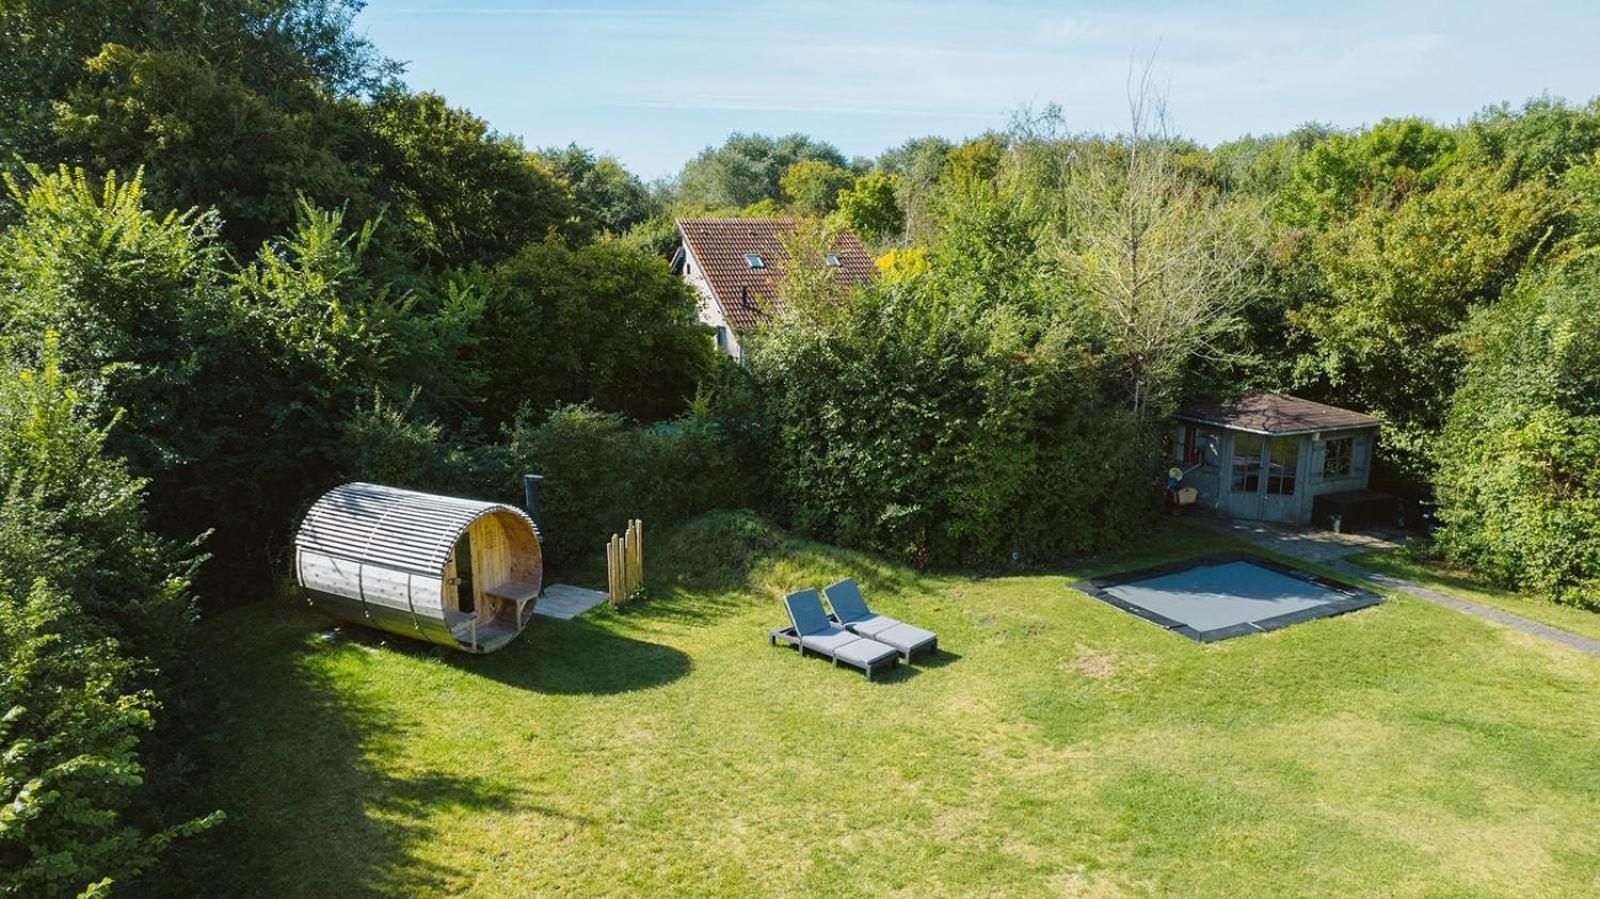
[607,519,644,607]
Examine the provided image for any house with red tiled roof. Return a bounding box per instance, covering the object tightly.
[1170,392,1390,528]
[670,218,876,359]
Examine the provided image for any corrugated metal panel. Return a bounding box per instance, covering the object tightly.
[294,482,536,577]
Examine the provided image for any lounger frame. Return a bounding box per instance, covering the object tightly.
[768,625,898,681]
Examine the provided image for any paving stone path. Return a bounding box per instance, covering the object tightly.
[534,584,608,620]
[1198,518,1600,656]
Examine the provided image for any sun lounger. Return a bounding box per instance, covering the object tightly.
[770,589,898,681]
[823,578,938,662]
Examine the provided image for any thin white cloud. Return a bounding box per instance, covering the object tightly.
[359,0,1600,175]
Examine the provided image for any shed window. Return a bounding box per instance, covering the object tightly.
[746,254,764,269]
[1323,436,1354,478]
[1179,424,1220,469]
[1232,433,1263,492]
[824,253,841,267]
[1266,437,1298,495]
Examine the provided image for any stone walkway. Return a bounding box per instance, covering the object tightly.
[534,584,608,620]
[1197,518,1600,656]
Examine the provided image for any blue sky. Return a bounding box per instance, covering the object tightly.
[357,1,1600,179]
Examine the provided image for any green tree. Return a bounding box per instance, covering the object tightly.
[875,135,954,243]
[674,132,846,210]
[1,0,395,165]
[779,159,853,215]
[0,166,403,589]
[0,340,219,896]
[835,172,904,245]
[539,144,654,234]
[1288,165,1554,479]
[0,166,236,494]
[1278,117,1459,228]
[1209,124,1332,197]
[50,44,377,251]
[367,91,577,267]
[1461,96,1600,186]
[479,240,717,427]
[751,175,1149,567]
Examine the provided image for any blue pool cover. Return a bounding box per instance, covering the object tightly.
[1071,553,1381,642]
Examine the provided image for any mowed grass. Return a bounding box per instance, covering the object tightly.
[1351,549,1600,644]
[157,517,1600,897]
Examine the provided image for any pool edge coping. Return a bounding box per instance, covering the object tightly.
[1067,552,1384,643]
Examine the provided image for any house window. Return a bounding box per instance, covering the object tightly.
[1232,433,1263,492]
[824,253,841,267]
[685,260,692,275]
[1266,437,1298,495]
[715,326,729,352]
[745,254,764,269]
[1323,436,1354,478]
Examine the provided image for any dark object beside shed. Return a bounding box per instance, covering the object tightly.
[1312,488,1397,532]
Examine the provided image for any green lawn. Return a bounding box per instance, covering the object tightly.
[1350,549,1600,645]
[157,516,1600,897]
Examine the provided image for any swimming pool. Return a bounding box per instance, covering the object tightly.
[1071,553,1381,642]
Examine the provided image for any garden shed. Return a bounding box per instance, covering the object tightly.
[295,482,543,653]
[1171,393,1383,526]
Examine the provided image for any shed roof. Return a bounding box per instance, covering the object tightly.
[675,217,875,332]
[295,482,536,577]
[1176,393,1381,436]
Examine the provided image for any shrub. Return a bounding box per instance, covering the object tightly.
[652,510,783,591]
[1434,261,1600,608]
[0,581,220,897]
[0,341,217,894]
[478,239,718,428]
[750,175,1154,568]
[339,388,502,498]
[503,399,762,568]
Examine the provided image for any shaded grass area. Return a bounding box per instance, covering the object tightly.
[152,515,1600,897]
[1351,549,1600,644]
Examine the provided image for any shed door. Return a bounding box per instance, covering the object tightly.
[1260,436,1302,523]
[1228,433,1266,519]
[1227,434,1304,522]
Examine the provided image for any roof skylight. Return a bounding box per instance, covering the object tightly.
[746,254,764,269]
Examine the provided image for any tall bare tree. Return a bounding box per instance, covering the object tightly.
[1042,60,1267,420]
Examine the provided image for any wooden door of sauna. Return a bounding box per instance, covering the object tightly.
[443,512,529,624]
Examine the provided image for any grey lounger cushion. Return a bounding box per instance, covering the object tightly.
[831,636,898,669]
[824,578,938,659]
[785,588,834,636]
[873,622,937,656]
[800,628,861,655]
[842,613,899,638]
[783,589,898,675]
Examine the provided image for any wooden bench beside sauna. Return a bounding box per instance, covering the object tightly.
[294,482,543,653]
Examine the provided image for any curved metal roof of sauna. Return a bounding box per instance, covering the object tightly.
[293,482,542,652]
[296,482,538,576]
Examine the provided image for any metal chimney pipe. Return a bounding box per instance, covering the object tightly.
[522,473,544,534]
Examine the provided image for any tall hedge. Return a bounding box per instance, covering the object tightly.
[1434,261,1600,608]
[750,200,1151,567]
[0,340,219,896]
